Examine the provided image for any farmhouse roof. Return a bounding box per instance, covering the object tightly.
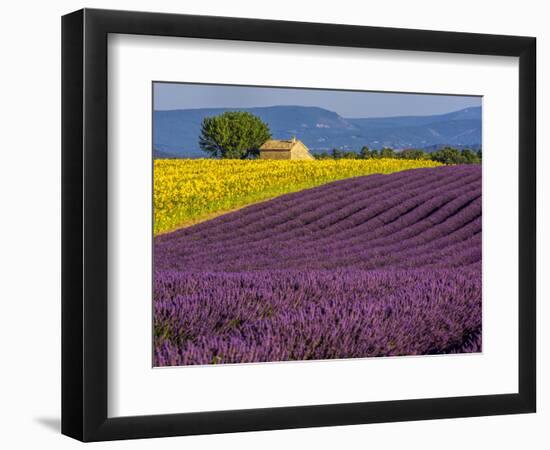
[260,138,299,151]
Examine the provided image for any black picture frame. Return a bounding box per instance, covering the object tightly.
[61,8,536,442]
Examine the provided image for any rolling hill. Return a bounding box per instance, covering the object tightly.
[153,106,481,158]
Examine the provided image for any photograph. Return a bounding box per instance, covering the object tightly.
[152,82,483,367]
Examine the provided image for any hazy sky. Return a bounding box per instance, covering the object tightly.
[154,82,481,118]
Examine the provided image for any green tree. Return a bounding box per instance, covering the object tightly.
[430,147,464,164]
[199,111,271,159]
[314,151,331,160]
[331,148,344,159]
[461,148,480,164]
[342,151,358,159]
[360,146,372,159]
[380,147,396,158]
[398,149,427,160]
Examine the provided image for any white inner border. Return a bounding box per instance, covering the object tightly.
[107,34,519,417]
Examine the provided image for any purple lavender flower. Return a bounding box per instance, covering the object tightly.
[154,165,482,366]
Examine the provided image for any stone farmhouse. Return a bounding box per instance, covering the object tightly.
[259,137,315,160]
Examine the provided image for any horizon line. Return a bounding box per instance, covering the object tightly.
[153,104,481,120]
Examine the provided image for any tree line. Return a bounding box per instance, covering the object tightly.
[314,147,481,164]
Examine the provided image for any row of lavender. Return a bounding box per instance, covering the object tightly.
[154,165,482,366]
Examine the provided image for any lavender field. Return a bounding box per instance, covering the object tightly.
[154,165,482,366]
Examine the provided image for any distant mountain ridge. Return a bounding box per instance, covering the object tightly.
[153,105,481,158]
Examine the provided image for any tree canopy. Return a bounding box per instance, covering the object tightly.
[430,147,481,164]
[314,146,481,164]
[199,111,271,159]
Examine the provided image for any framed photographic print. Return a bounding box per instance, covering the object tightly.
[61,8,536,441]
